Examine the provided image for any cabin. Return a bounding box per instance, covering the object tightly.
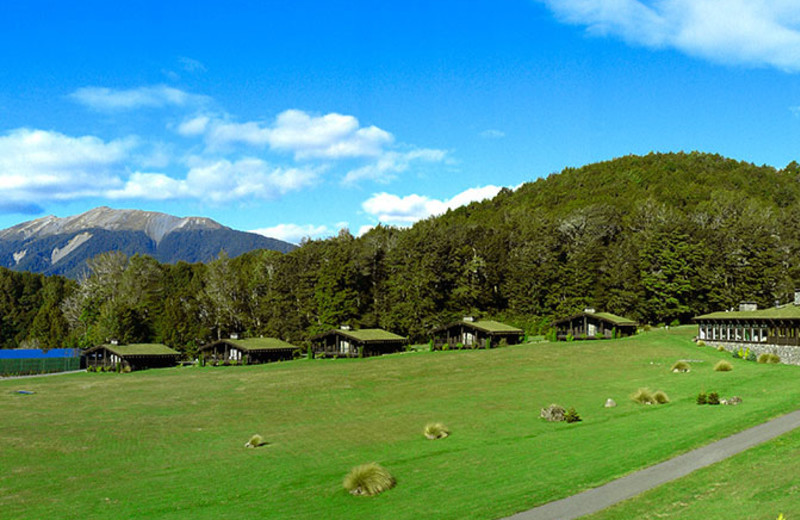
[431,318,523,350]
[694,294,800,365]
[198,337,297,365]
[552,309,637,340]
[82,343,180,371]
[311,327,407,358]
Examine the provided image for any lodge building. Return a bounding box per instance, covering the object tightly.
[311,326,408,358]
[431,317,523,350]
[552,309,637,340]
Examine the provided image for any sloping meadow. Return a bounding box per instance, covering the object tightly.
[1,327,797,519]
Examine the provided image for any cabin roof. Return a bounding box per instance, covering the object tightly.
[433,319,523,334]
[312,328,406,343]
[84,343,180,357]
[199,337,296,352]
[694,305,800,321]
[553,311,637,327]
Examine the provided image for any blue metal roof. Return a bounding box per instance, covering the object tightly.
[0,348,80,359]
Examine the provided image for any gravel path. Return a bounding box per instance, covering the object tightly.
[503,409,800,520]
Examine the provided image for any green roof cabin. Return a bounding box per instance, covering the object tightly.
[82,342,180,371]
[199,336,297,365]
[693,293,800,364]
[431,317,523,350]
[311,326,407,358]
[553,309,637,340]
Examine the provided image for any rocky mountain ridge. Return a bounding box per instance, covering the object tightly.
[0,207,294,278]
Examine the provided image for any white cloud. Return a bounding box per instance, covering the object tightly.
[177,115,210,136]
[0,129,131,202]
[249,223,331,244]
[198,109,394,159]
[362,185,505,224]
[179,57,207,73]
[480,129,506,139]
[107,158,319,203]
[540,0,800,71]
[357,225,374,237]
[70,85,209,111]
[343,148,448,184]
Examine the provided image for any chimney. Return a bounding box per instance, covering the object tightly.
[584,308,595,314]
[110,339,119,346]
[462,316,474,322]
[795,289,800,306]
[739,302,757,312]
[230,333,239,340]
[340,325,351,330]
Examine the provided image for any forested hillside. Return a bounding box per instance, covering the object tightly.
[5,152,800,354]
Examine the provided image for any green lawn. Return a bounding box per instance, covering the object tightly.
[585,428,800,520]
[1,327,798,520]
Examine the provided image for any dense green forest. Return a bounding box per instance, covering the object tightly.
[4,152,800,355]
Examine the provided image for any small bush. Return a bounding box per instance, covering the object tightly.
[540,404,566,422]
[714,360,733,372]
[653,390,670,404]
[343,463,396,496]
[632,388,655,405]
[564,407,582,423]
[746,350,757,362]
[423,422,450,440]
[696,340,706,347]
[245,434,265,448]
[717,345,726,352]
[456,342,464,350]
[671,360,690,373]
[670,319,680,327]
[707,392,720,405]
[767,353,781,364]
[696,392,708,405]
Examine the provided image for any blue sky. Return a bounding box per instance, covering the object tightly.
[3,1,800,243]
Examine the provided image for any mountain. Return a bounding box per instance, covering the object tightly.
[0,207,295,278]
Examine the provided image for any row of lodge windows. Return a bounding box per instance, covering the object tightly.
[698,322,800,343]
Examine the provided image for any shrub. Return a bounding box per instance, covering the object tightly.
[540,404,566,422]
[566,334,574,342]
[714,360,733,372]
[717,346,726,352]
[696,392,708,405]
[708,392,720,405]
[564,407,582,423]
[767,353,781,364]
[631,388,656,405]
[670,319,680,327]
[653,390,670,404]
[456,342,464,350]
[757,353,770,364]
[498,338,508,348]
[245,434,265,448]
[343,463,396,496]
[746,350,757,362]
[696,340,706,347]
[671,360,690,373]
[423,422,450,440]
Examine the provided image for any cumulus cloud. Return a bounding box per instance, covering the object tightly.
[0,128,131,202]
[362,185,505,224]
[540,0,800,71]
[250,223,331,244]
[197,109,394,159]
[107,158,319,203]
[343,148,448,184]
[70,85,209,111]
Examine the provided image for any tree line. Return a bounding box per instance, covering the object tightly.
[4,152,800,356]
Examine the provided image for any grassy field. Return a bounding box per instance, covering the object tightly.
[585,428,800,520]
[1,326,798,520]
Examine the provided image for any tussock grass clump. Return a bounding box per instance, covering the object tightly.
[653,390,670,404]
[714,360,733,372]
[343,463,396,496]
[717,346,726,352]
[707,392,720,405]
[696,340,705,347]
[423,422,450,440]
[757,353,781,364]
[697,392,708,405]
[671,360,690,373]
[564,407,582,423]
[631,388,655,405]
[244,434,265,448]
[540,404,566,422]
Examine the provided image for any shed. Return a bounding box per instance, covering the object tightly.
[431,318,523,350]
[552,310,637,340]
[311,328,407,358]
[82,343,180,371]
[199,337,297,365]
